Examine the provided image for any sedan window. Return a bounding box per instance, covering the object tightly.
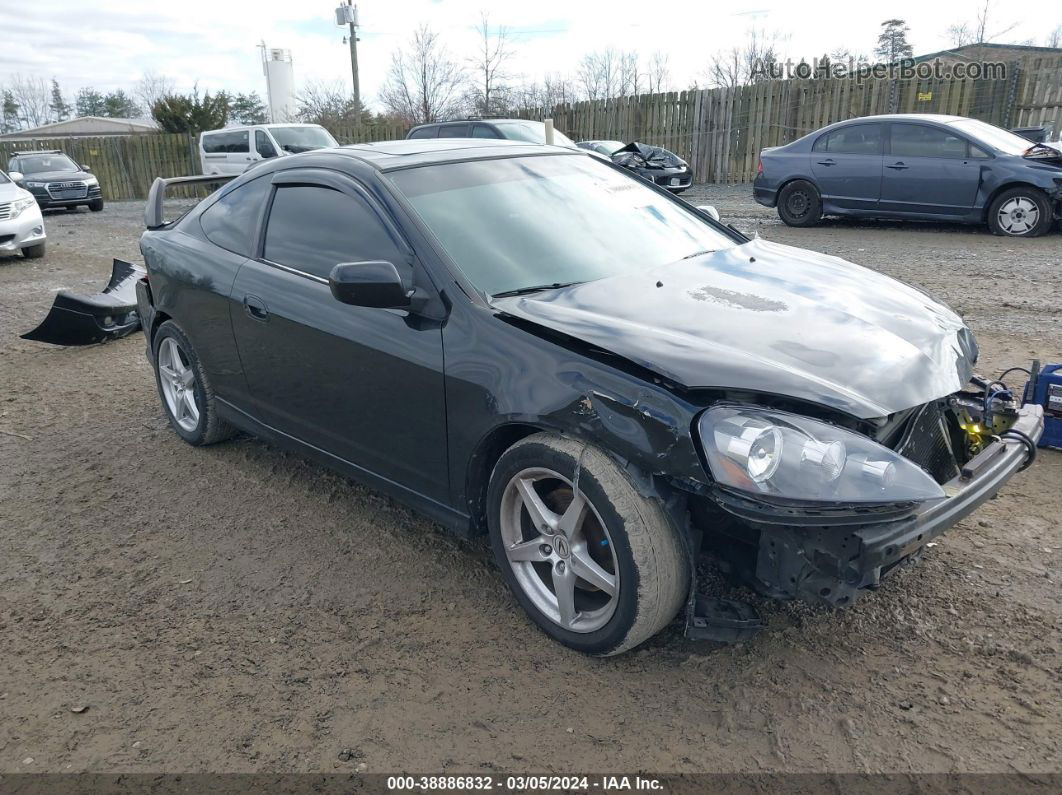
[890,124,968,158]
[263,185,403,280]
[389,154,734,296]
[812,124,883,155]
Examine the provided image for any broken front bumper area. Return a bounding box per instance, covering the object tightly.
[722,404,1044,607]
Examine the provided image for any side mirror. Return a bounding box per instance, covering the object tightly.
[82,165,92,173]
[697,205,721,222]
[329,261,411,309]
[8,171,24,182]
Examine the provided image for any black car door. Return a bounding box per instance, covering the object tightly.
[879,122,985,216]
[809,123,884,209]
[229,168,449,503]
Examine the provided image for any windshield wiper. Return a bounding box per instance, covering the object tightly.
[491,281,584,298]
[681,249,717,260]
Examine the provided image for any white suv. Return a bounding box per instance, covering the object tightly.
[199,124,338,175]
[0,169,46,259]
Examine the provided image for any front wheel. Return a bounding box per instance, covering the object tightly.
[987,187,1052,237]
[777,179,823,227]
[21,243,45,259]
[152,321,235,446]
[88,199,104,212]
[487,433,689,656]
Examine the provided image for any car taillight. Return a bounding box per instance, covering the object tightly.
[756,159,763,175]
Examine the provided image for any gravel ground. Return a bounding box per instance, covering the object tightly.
[1,195,1060,776]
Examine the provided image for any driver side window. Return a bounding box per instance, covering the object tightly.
[263,185,405,280]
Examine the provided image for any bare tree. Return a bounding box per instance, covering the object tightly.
[379,24,466,125]
[646,51,672,94]
[10,75,52,127]
[578,48,625,100]
[466,13,513,116]
[135,71,176,114]
[295,80,365,126]
[619,52,641,97]
[706,27,782,89]
[947,1,1018,48]
[1048,25,1062,48]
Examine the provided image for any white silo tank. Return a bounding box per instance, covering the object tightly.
[264,48,296,123]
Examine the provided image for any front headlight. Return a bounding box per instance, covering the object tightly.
[10,197,37,217]
[26,181,46,188]
[698,405,945,504]
[84,176,98,186]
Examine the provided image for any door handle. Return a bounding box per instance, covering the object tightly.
[886,162,909,170]
[816,159,836,166]
[243,294,269,321]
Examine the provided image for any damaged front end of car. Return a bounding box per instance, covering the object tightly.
[689,381,1042,609]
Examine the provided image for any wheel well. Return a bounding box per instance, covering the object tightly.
[777,176,819,200]
[982,182,1049,221]
[464,423,543,535]
[149,309,171,346]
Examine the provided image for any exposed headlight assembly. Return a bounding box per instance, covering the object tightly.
[10,197,37,218]
[698,405,945,504]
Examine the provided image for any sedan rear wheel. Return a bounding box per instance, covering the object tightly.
[777,179,823,227]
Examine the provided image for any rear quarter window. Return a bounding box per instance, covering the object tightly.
[202,131,250,154]
[199,175,272,257]
[408,127,437,139]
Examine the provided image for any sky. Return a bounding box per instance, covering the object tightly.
[1,0,1059,112]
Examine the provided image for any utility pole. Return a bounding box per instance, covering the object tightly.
[336,1,360,108]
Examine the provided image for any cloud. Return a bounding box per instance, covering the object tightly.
[0,0,1056,113]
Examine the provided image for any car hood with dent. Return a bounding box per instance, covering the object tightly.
[491,237,977,419]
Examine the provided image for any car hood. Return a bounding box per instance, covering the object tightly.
[20,170,92,182]
[491,238,977,419]
[0,181,28,201]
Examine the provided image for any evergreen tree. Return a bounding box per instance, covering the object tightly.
[49,79,72,122]
[875,19,914,63]
[75,87,107,117]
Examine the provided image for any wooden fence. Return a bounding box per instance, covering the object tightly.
[2,59,1059,198]
[525,56,1062,183]
[0,123,409,202]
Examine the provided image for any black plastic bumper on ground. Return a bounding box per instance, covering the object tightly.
[21,259,144,346]
[750,404,1044,606]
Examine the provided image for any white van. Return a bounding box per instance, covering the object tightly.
[199,124,339,175]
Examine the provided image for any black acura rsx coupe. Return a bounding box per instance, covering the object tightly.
[135,139,1042,655]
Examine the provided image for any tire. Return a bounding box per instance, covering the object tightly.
[487,433,689,656]
[21,243,45,259]
[987,187,1052,237]
[777,179,823,227]
[152,320,235,446]
[88,199,104,212]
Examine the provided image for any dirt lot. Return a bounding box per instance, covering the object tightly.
[1,193,1060,776]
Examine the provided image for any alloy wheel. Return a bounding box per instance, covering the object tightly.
[997,196,1040,235]
[158,337,200,432]
[499,467,620,633]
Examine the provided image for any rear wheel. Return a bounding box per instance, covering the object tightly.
[987,187,1052,237]
[777,179,823,227]
[152,321,235,446]
[21,243,45,259]
[487,433,689,656]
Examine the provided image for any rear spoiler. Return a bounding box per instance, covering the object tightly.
[145,174,236,230]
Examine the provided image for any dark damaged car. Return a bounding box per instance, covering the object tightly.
[754,114,1062,237]
[134,139,1042,656]
[578,140,693,193]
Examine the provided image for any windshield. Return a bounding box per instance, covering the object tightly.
[597,141,625,154]
[948,119,1036,156]
[14,154,79,174]
[493,121,577,148]
[268,126,338,153]
[389,154,734,296]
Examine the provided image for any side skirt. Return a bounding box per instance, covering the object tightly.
[216,398,474,538]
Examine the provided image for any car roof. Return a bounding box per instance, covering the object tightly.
[827,114,968,126]
[202,123,325,133]
[338,138,583,170]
